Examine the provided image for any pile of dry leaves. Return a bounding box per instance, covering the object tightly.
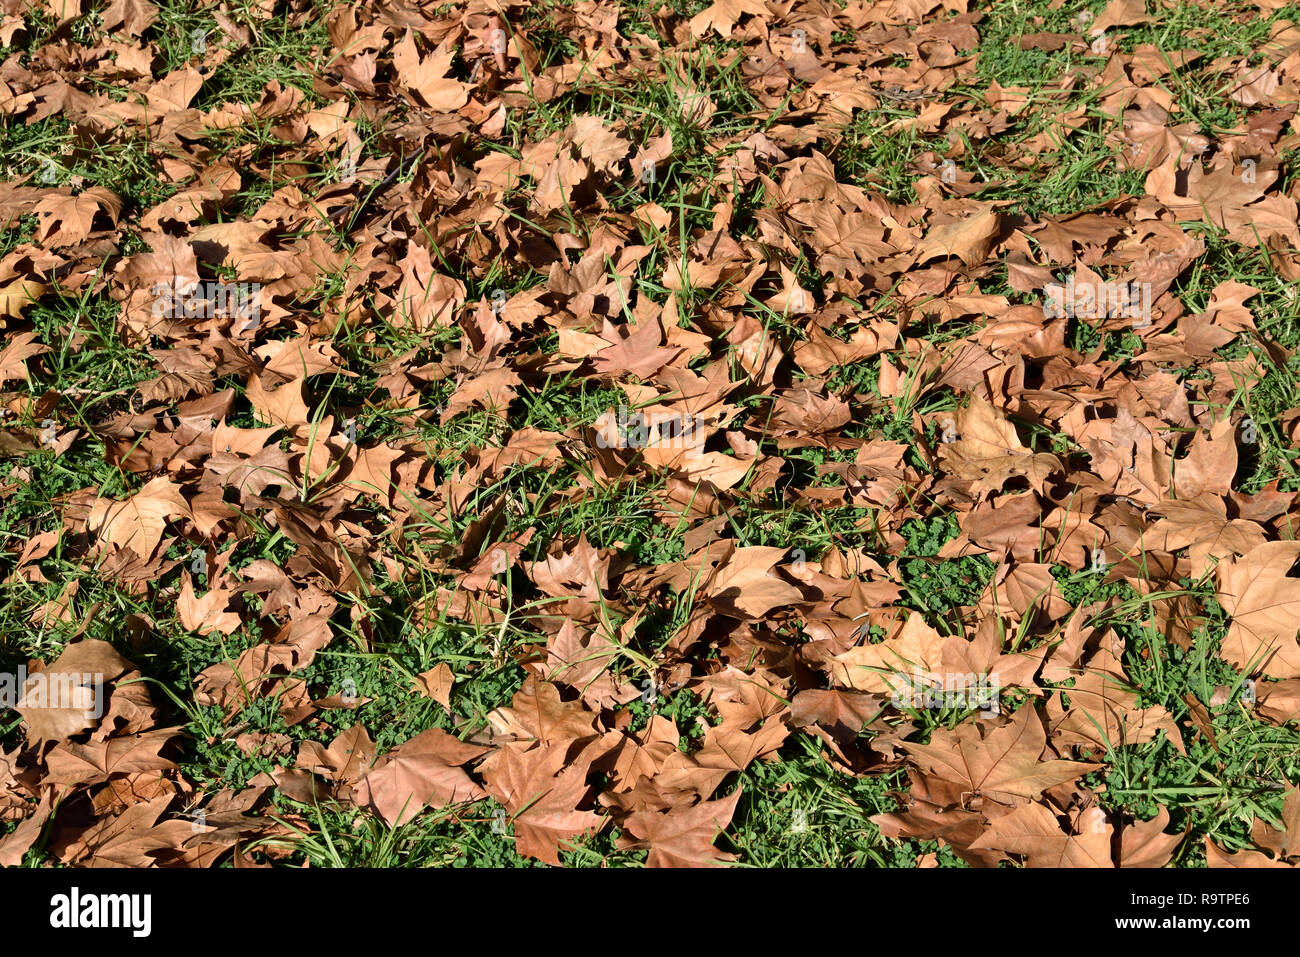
[1,0,1300,867]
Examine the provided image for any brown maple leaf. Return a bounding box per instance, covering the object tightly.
[1250,786,1300,862]
[487,676,603,746]
[590,317,681,380]
[916,207,1003,267]
[704,545,804,619]
[353,728,489,827]
[688,0,769,38]
[480,741,605,865]
[86,476,189,560]
[16,639,134,744]
[970,803,1113,867]
[0,331,48,383]
[901,705,1098,803]
[1216,541,1300,679]
[296,722,376,789]
[617,788,742,867]
[53,794,193,867]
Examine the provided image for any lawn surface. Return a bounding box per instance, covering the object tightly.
[1,0,1300,867]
